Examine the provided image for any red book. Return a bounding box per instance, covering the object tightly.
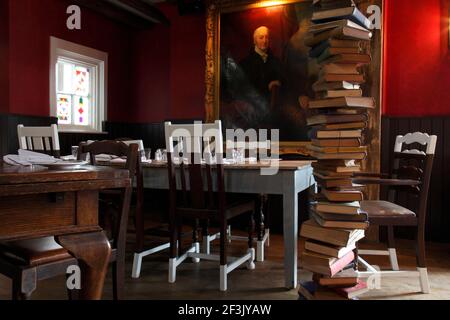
[301,250,355,277]
[333,280,369,299]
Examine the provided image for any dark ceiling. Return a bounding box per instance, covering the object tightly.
[72,0,171,29]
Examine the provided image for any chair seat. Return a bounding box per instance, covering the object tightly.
[360,200,417,225]
[0,237,72,267]
[176,198,255,221]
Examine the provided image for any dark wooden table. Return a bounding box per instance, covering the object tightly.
[0,163,130,300]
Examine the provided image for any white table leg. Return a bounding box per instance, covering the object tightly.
[283,172,298,289]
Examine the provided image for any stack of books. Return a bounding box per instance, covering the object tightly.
[299,0,374,300]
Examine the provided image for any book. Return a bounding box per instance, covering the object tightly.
[313,80,360,91]
[305,26,372,47]
[320,63,360,75]
[317,73,365,83]
[301,250,356,277]
[311,138,361,147]
[314,0,357,11]
[309,97,375,109]
[316,122,367,130]
[317,47,364,64]
[314,176,354,188]
[334,107,367,115]
[321,189,364,201]
[313,170,354,178]
[307,113,368,126]
[318,269,359,287]
[308,145,367,154]
[313,163,361,171]
[309,19,369,34]
[309,129,362,139]
[310,39,365,58]
[314,209,369,223]
[333,280,369,299]
[312,211,369,229]
[320,53,372,65]
[310,150,367,160]
[300,219,364,247]
[314,201,361,215]
[312,6,372,30]
[318,89,363,99]
[313,159,358,167]
[305,239,356,259]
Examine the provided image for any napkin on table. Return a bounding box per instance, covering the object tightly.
[3,150,60,166]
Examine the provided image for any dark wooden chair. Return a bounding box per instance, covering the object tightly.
[0,141,138,300]
[212,140,271,262]
[353,132,437,293]
[165,121,256,291]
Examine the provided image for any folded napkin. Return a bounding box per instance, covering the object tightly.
[3,150,60,166]
[95,154,119,161]
[110,158,126,164]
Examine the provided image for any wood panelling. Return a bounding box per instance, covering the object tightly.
[382,116,450,242]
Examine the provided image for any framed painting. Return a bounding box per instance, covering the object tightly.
[205,0,317,155]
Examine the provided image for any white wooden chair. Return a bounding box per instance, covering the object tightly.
[17,124,60,157]
[354,132,437,293]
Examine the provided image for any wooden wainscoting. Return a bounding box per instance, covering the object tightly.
[381,116,450,243]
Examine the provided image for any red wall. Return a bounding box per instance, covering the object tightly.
[7,0,134,121]
[0,0,9,113]
[165,4,206,120]
[383,0,450,116]
[131,26,171,122]
[4,1,450,122]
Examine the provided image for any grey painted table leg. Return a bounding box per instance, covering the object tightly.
[283,171,298,289]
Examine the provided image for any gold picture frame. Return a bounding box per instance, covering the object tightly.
[204,0,314,155]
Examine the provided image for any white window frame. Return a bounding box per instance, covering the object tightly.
[50,37,108,133]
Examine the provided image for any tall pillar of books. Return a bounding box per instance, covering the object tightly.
[299,0,374,300]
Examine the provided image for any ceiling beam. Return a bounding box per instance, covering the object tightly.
[72,0,169,29]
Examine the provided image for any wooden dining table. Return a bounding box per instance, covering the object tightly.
[138,160,315,289]
[0,162,130,300]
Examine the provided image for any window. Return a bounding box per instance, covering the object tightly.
[50,37,107,132]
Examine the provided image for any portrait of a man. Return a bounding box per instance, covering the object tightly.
[219,1,317,141]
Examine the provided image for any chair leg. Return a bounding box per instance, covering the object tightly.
[416,225,429,293]
[387,226,399,271]
[112,260,125,300]
[220,265,227,292]
[202,220,210,254]
[168,214,178,284]
[12,269,36,301]
[192,219,200,263]
[220,219,228,291]
[247,211,256,270]
[418,267,430,294]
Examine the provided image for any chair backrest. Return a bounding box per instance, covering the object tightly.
[391,132,437,223]
[78,140,140,174]
[164,121,224,210]
[17,124,60,157]
[77,140,139,250]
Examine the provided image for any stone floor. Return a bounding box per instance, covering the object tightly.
[1,232,449,300]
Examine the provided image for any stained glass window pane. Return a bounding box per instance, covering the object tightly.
[74,95,89,126]
[74,66,90,97]
[57,94,72,125]
[56,62,74,94]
